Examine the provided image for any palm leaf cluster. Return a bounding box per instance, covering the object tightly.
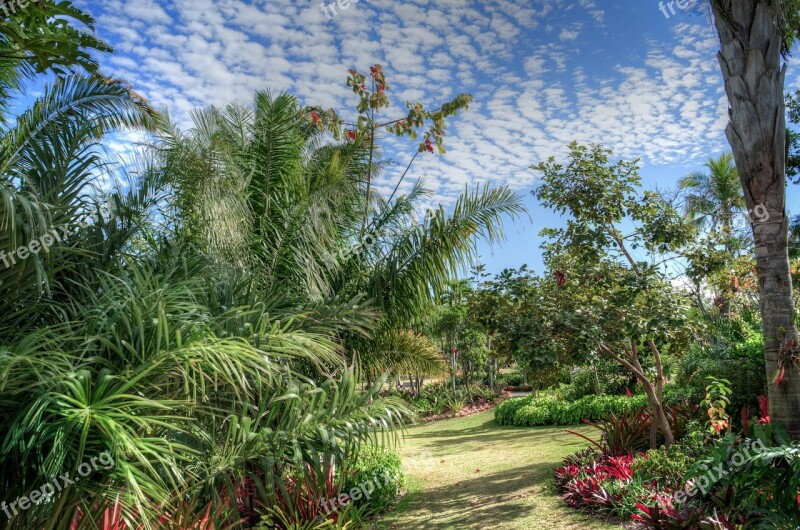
[0,4,525,527]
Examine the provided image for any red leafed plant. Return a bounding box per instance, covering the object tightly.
[70,494,234,530]
[757,395,770,424]
[554,453,635,509]
[631,494,705,530]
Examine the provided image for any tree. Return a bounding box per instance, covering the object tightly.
[679,153,745,236]
[534,143,697,448]
[709,0,800,437]
[679,153,749,317]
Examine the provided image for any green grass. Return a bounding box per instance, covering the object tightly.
[377,410,623,530]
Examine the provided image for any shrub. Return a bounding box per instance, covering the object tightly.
[341,448,405,517]
[565,363,632,400]
[632,426,709,490]
[495,387,694,427]
[583,407,652,456]
[512,404,550,425]
[675,334,765,418]
[687,426,800,528]
[495,369,526,388]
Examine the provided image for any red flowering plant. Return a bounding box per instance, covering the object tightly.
[301,64,473,235]
[303,64,472,158]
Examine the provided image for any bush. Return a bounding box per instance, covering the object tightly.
[341,448,405,516]
[565,363,632,400]
[686,426,800,528]
[495,369,526,388]
[675,333,766,417]
[495,388,694,427]
[403,382,500,418]
[555,412,800,529]
[632,424,709,490]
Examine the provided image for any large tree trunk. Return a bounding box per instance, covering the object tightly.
[711,0,800,437]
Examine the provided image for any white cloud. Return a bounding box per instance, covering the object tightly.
[75,0,729,206]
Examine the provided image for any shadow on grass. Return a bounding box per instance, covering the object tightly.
[384,461,563,529]
[402,416,599,452]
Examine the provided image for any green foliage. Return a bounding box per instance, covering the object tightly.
[403,381,498,417]
[0,1,112,121]
[495,369,527,388]
[700,377,732,436]
[632,425,710,490]
[674,331,766,415]
[688,433,800,528]
[341,448,405,517]
[564,360,631,400]
[0,59,524,529]
[495,388,694,427]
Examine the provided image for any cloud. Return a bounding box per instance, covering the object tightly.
[77,0,728,206]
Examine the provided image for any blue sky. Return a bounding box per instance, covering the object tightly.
[71,0,800,275]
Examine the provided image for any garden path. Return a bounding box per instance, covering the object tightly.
[377,410,624,530]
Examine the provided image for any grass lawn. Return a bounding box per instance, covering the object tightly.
[377,410,624,530]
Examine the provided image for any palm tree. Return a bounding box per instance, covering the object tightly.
[0,1,110,121]
[679,153,746,240]
[709,0,800,437]
[155,90,525,382]
[680,153,746,317]
[0,38,411,530]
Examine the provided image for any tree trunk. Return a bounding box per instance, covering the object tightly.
[598,342,675,448]
[487,335,494,391]
[711,0,800,437]
[592,361,602,396]
[450,348,457,392]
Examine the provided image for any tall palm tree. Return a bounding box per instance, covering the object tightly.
[709,0,800,438]
[679,153,746,241]
[156,91,526,381]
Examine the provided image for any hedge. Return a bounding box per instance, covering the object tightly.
[494,387,694,427]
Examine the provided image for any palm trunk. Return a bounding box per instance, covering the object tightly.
[711,0,800,437]
[487,335,494,391]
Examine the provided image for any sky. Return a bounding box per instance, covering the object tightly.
[70,0,800,275]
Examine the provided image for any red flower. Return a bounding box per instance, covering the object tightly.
[758,395,771,423]
[775,366,786,387]
[347,130,357,141]
[625,387,632,397]
[425,139,434,153]
[310,111,320,125]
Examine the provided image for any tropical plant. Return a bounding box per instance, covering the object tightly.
[679,153,745,235]
[0,53,524,529]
